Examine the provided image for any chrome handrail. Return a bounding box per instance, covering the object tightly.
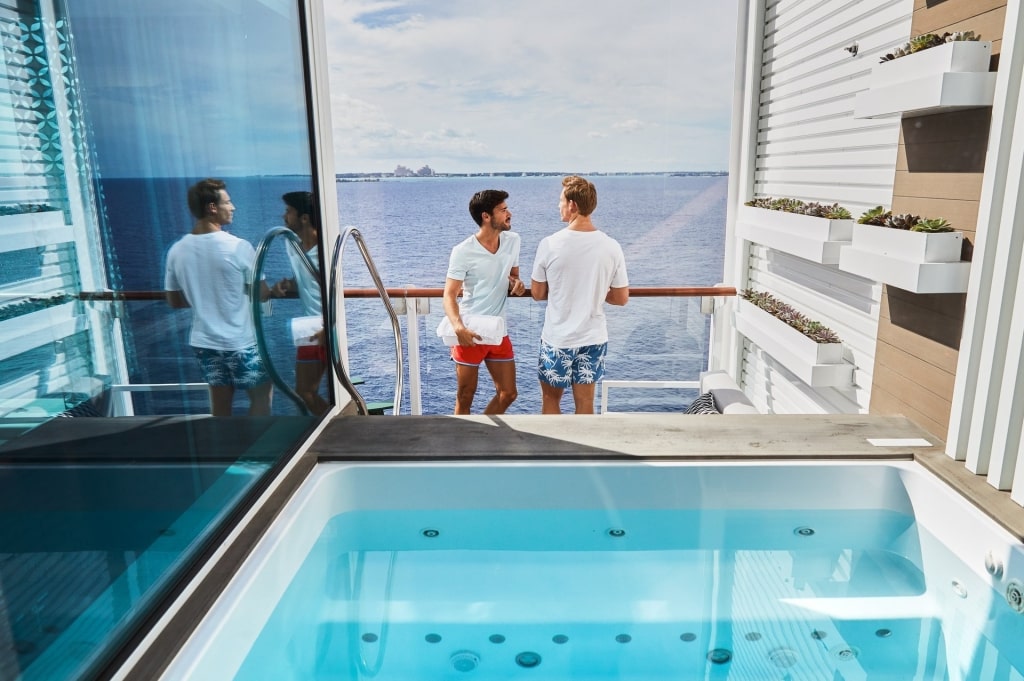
[251,227,316,415]
[328,226,404,415]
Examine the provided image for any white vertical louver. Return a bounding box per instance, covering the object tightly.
[727,0,913,414]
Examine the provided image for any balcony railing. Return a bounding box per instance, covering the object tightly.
[76,286,736,416]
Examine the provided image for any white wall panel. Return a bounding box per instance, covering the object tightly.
[729,0,913,414]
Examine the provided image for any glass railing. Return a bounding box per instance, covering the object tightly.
[67,285,735,418]
[338,285,735,415]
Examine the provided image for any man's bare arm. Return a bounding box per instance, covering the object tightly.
[605,286,629,306]
[531,279,548,301]
[443,277,481,346]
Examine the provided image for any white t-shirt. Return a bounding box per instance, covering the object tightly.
[287,243,321,316]
[446,231,521,318]
[531,228,629,347]
[164,230,259,351]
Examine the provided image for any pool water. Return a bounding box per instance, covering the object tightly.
[230,508,1019,680]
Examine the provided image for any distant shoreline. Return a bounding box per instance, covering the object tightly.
[336,170,728,181]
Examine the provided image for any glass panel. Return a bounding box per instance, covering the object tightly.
[336,176,726,414]
[0,1,324,679]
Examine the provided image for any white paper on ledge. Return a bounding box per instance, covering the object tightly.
[436,314,507,346]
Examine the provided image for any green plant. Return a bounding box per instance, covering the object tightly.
[744,196,853,220]
[913,218,954,233]
[857,206,891,225]
[909,33,946,53]
[857,207,955,232]
[0,203,57,216]
[879,31,982,63]
[740,289,842,344]
[947,31,979,42]
[885,213,921,230]
[0,293,74,323]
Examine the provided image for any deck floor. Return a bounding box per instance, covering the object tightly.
[312,413,1024,540]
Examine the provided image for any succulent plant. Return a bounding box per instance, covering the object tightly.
[910,33,946,53]
[879,31,981,63]
[0,293,74,323]
[823,204,852,220]
[740,289,843,344]
[912,217,954,233]
[0,203,57,216]
[947,31,980,42]
[857,206,891,226]
[885,213,920,230]
[879,45,912,62]
[745,196,853,221]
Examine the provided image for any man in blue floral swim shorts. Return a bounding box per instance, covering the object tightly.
[531,176,629,414]
[165,178,272,416]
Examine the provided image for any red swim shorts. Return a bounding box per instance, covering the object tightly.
[296,344,327,363]
[450,335,514,366]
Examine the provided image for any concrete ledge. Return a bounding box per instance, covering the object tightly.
[312,413,932,461]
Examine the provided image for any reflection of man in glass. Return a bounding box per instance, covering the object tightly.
[271,191,328,415]
[165,178,273,416]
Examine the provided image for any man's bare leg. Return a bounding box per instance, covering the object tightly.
[295,360,329,415]
[454,363,480,414]
[540,381,564,414]
[247,381,273,416]
[209,385,235,416]
[483,360,517,414]
[571,383,597,414]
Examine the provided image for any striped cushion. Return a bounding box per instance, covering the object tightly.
[684,391,720,415]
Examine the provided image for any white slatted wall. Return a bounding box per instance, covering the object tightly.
[736,0,913,414]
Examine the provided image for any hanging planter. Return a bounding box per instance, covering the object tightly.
[737,200,853,264]
[0,301,81,363]
[734,294,852,388]
[873,39,992,88]
[0,208,67,253]
[838,209,971,293]
[854,36,995,118]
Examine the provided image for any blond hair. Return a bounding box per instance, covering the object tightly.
[562,175,597,216]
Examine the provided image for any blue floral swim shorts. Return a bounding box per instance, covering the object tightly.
[537,341,608,387]
[193,346,270,389]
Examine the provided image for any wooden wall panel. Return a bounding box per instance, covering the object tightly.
[867,1,1003,441]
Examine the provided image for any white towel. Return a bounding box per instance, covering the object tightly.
[436,314,507,346]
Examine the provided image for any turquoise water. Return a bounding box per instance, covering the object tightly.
[232,508,994,680]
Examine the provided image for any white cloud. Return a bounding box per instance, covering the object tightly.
[323,0,739,173]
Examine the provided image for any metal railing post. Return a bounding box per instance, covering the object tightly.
[405,291,423,415]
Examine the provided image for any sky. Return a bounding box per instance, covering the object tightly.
[64,0,738,178]
[323,1,740,174]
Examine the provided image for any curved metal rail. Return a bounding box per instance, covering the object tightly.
[328,226,404,416]
[251,227,318,415]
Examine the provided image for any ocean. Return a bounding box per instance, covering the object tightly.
[100,174,727,415]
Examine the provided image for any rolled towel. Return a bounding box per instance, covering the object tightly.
[436,314,507,346]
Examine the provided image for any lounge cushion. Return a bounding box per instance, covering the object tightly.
[684,391,720,415]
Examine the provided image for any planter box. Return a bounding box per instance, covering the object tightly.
[849,223,962,262]
[737,205,852,240]
[854,72,997,119]
[0,210,68,253]
[736,205,852,264]
[734,298,852,388]
[872,41,992,89]
[837,223,970,293]
[0,302,82,362]
[838,246,971,293]
[854,42,995,119]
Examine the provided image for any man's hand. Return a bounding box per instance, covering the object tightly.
[508,276,525,296]
[455,325,483,347]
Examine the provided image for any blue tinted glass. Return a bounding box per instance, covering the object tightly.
[0,1,322,679]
